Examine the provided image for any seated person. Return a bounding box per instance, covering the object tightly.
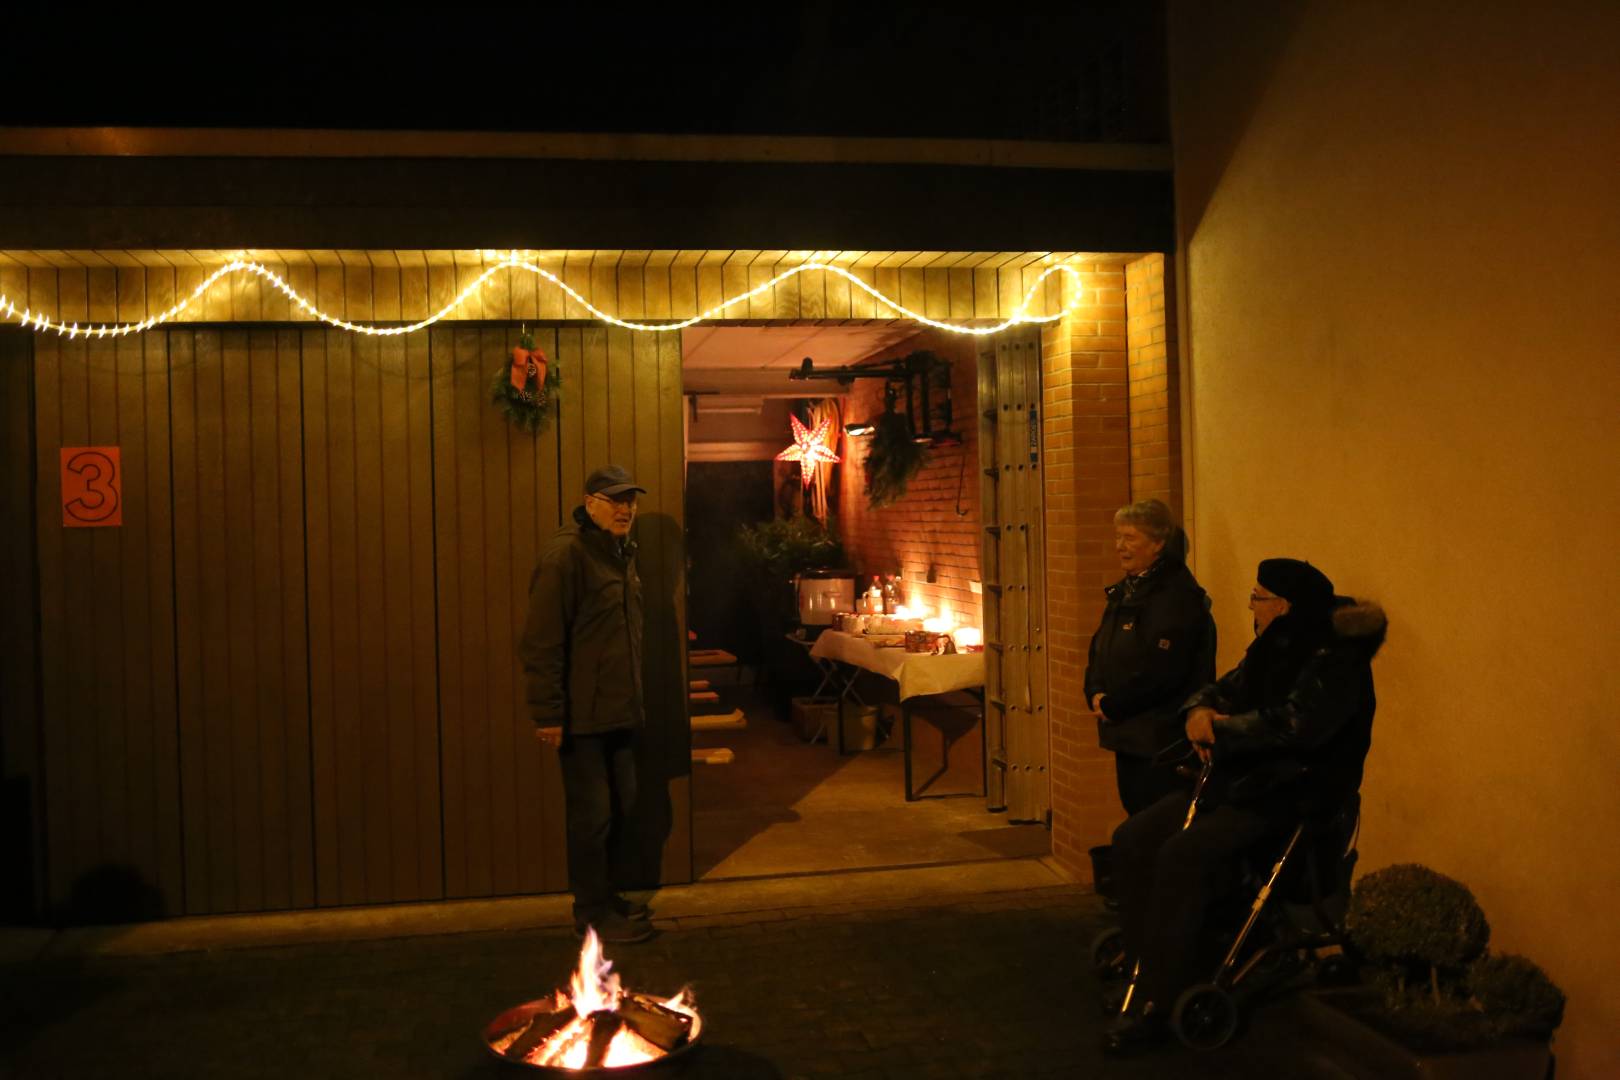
[1104,557,1387,1051]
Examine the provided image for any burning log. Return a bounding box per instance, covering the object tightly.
[497,998,578,1062]
[583,1010,624,1068]
[619,992,695,1052]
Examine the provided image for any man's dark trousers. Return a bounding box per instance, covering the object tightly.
[559,729,637,924]
[1112,789,1280,1008]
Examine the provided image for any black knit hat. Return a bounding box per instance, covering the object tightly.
[1257,558,1334,616]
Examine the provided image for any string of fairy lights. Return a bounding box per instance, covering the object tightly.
[0,254,1086,340]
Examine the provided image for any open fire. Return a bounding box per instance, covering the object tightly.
[484,929,701,1072]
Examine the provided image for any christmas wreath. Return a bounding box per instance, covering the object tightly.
[491,330,560,433]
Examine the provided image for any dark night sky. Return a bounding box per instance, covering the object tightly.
[0,8,1167,143]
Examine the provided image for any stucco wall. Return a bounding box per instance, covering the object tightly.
[1170,3,1620,1075]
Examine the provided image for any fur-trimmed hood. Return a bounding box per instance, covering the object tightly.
[1332,599,1387,658]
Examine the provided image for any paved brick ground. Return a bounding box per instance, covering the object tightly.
[1,887,1353,1079]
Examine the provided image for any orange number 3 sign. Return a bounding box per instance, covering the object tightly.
[61,447,123,528]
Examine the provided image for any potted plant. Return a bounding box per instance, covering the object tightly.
[1296,863,1564,1080]
[734,515,847,701]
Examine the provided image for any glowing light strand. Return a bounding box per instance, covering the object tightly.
[0,256,1085,339]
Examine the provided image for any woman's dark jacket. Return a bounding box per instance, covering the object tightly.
[519,506,644,735]
[1183,600,1387,812]
[1085,559,1217,759]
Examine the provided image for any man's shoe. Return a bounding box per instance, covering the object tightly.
[611,895,652,921]
[1101,1005,1166,1055]
[575,912,654,944]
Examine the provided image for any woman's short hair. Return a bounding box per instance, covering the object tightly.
[1112,498,1177,543]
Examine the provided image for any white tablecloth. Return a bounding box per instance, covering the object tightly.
[809,630,985,701]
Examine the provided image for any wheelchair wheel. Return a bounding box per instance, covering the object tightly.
[1172,983,1240,1051]
[1090,927,1128,980]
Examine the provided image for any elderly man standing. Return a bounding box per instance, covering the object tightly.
[1104,557,1387,1051]
[520,464,654,944]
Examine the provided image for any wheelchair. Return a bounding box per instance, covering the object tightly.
[1091,752,1362,1051]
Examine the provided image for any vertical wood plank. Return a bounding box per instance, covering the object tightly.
[350,331,391,901]
[277,328,315,909]
[259,260,291,323]
[302,327,341,905]
[372,259,403,323]
[400,252,430,322]
[144,333,183,910]
[668,254,699,319]
[195,330,235,911]
[286,262,318,323]
[426,256,456,321]
[85,335,126,906]
[536,253,566,320]
[431,325,467,897]
[453,325,492,896]
[481,259,511,321]
[478,327,519,895]
[32,334,70,910]
[616,251,647,320]
[949,266,975,320]
[246,331,285,913]
[405,328,444,899]
[147,262,177,322]
[556,327,586,498]
[168,329,209,912]
[580,328,611,472]
[113,334,156,904]
[316,262,346,325]
[116,268,146,324]
[230,262,262,323]
[590,253,622,324]
[57,269,89,327]
[641,251,673,321]
[567,250,599,318]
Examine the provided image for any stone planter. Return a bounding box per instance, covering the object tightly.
[1295,988,1552,1080]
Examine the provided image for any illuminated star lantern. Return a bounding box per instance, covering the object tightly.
[776,415,841,487]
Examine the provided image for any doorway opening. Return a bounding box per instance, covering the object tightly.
[681,324,1050,881]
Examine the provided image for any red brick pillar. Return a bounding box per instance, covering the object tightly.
[1125,254,1182,513]
[1041,266,1130,883]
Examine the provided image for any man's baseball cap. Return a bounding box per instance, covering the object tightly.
[586,464,647,498]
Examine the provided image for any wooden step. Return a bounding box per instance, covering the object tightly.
[690,649,739,667]
[691,747,735,766]
[689,690,721,704]
[690,709,746,732]
[688,679,712,691]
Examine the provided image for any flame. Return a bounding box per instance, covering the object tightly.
[894,604,915,619]
[570,927,622,1016]
[923,616,950,633]
[954,627,984,649]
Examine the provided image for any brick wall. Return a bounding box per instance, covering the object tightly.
[1125,254,1182,514]
[1040,266,1131,881]
[835,330,982,630]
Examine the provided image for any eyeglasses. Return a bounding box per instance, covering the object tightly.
[588,492,639,510]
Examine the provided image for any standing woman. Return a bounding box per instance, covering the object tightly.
[1085,499,1216,816]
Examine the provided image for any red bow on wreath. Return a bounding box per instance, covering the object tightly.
[510,344,548,393]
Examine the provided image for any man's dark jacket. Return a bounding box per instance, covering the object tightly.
[519,506,644,735]
[1184,600,1387,812]
[1086,559,1217,758]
